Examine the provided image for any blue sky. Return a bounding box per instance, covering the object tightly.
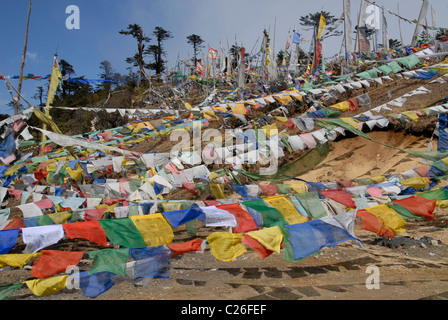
[1,0,447,115]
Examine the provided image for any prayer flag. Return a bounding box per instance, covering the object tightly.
[317,14,327,39]
[0,228,19,254]
[31,250,85,279]
[25,275,68,297]
[89,248,129,277]
[129,246,171,279]
[285,212,362,260]
[77,271,116,298]
[63,221,108,247]
[130,214,174,247]
[46,56,63,107]
[99,218,146,248]
[161,204,205,228]
[206,232,247,262]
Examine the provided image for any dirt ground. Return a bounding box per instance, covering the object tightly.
[2,73,448,303]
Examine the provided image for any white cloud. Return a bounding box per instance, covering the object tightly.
[26,51,38,60]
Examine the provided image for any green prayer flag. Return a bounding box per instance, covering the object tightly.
[99,218,146,248]
[294,192,328,220]
[242,199,288,228]
[386,203,424,220]
[0,282,23,300]
[89,248,130,276]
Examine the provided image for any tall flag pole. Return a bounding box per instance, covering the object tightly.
[16,0,32,115]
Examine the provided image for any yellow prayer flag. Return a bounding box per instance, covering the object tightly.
[130,213,174,247]
[340,117,360,130]
[274,94,293,105]
[370,176,387,184]
[401,175,430,189]
[330,101,350,111]
[231,103,247,115]
[25,275,68,297]
[66,168,83,182]
[246,226,283,253]
[290,183,307,194]
[0,253,41,269]
[47,212,72,225]
[401,111,419,122]
[264,195,307,224]
[162,202,182,212]
[210,184,225,199]
[46,57,63,107]
[261,123,278,137]
[317,14,327,39]
[365,204,407,235]
[206,232,247,262]
[273,116,289,123]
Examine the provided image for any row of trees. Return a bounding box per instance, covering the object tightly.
[33,10,431,110]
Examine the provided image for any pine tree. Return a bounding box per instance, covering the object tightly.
[186,34,205,66]
[119,24,151,78]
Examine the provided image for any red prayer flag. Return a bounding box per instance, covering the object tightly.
[63,221,108,247]
[319,189,356,208]
[242,234,273,260]
[259,185,278,196]
[30,250,85,279]
[4,219,26,230]
[217,203,258,233]
[392,196,436,221]
[84,208,107,221]
[167,238,203,257]
[357,209,396,239]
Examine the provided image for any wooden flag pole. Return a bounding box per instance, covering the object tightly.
[16,0,32,116]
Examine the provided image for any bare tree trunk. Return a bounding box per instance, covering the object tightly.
[138,27,145,79]
[16,0,32,115]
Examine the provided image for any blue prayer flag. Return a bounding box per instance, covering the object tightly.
[0,229,19,254]
[162,203,205,228]
[285,219,361,260]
